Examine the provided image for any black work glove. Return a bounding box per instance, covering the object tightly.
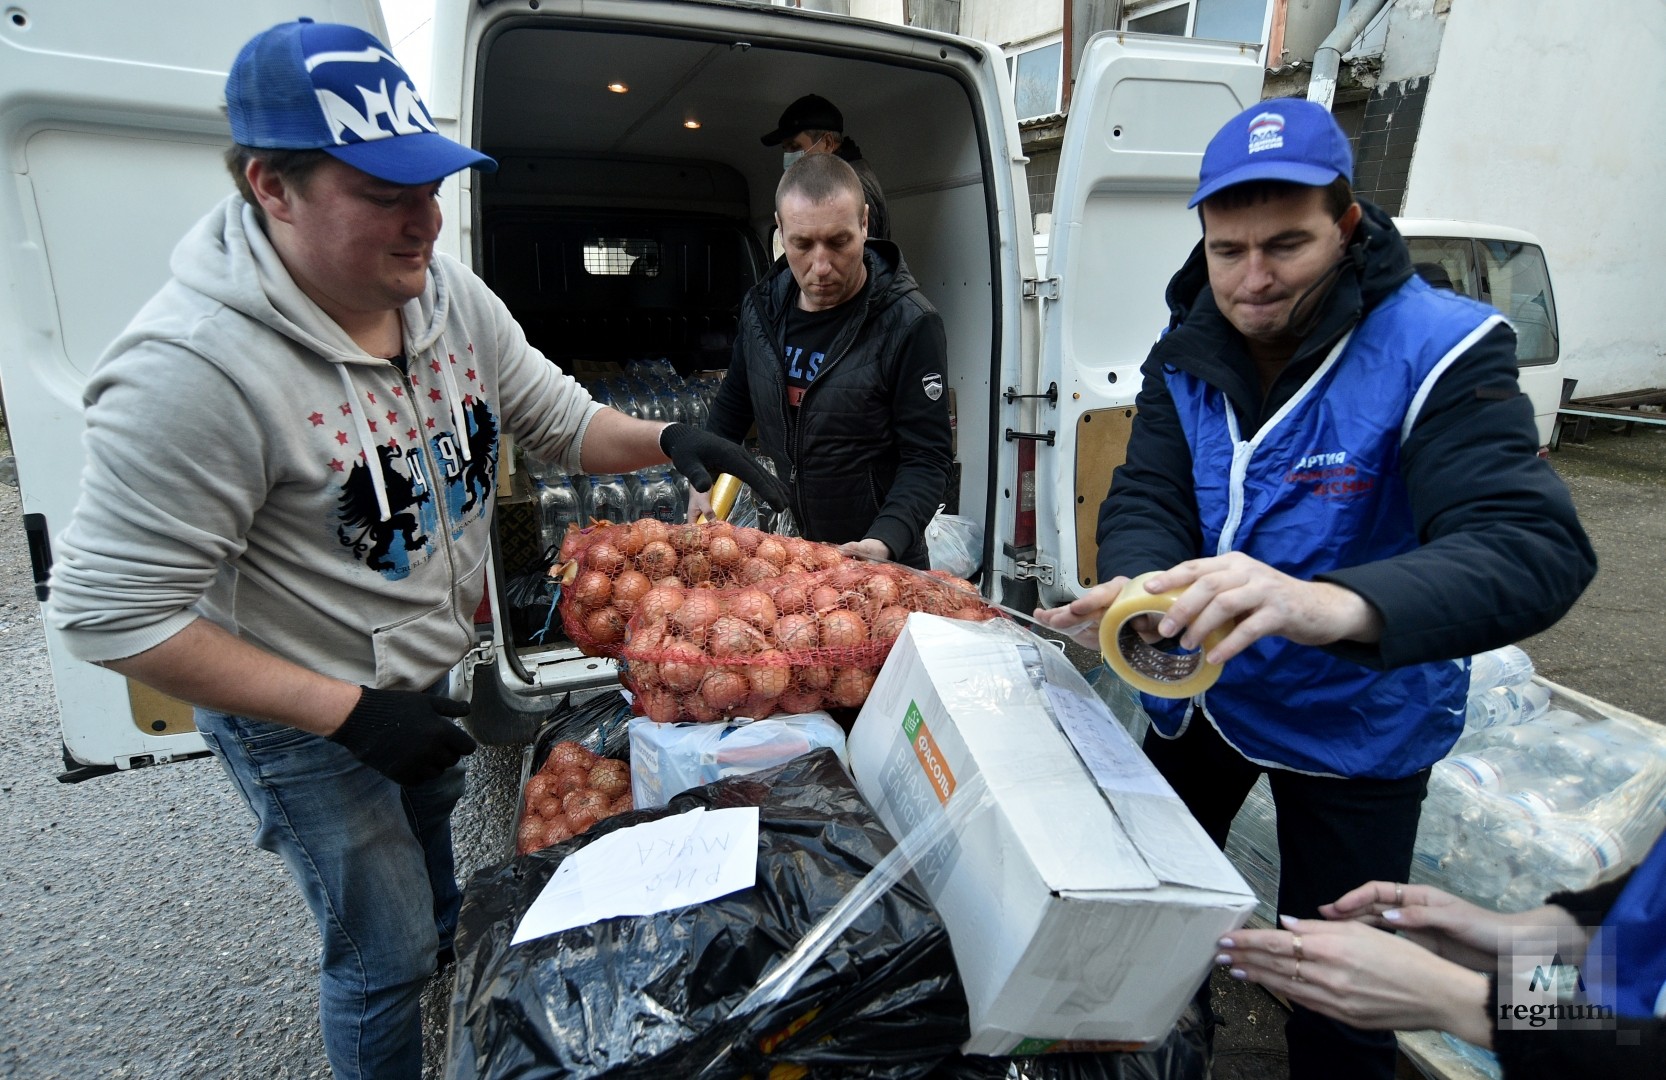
[659,423,791,512]
[329,686,477,786]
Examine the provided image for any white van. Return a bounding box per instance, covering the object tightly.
[1396,219,1563,452]
[0,0,1265,774]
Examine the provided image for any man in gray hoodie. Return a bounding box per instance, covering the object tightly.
[43,19,784,1080]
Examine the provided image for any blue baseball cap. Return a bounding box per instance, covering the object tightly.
[226,19,496,186]
[1188,98,1352,208]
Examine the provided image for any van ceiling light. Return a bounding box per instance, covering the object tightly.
[683,119,702,129]
[607,82,629,94]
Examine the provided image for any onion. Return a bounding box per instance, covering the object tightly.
[637,540,678,578]
[707,614,764,658]
[683,696,722,723]
[797,664,832,690]
[785,537,819,566]
[635,518,671,546]
[820,609,869,649]
[583,606,626,646]
[610,793,633,816]
[746,650,791,700]
[612,570,652,615]
[542,817,576,847]
[564,788,610,820]
[827,563,868,590]
[524,773,554,805]
[588,761,629,797]
[637,687,681,723]
[810,584,842,612]
[549,765,590,798]
[671,590,723,635]
[668,523,704,553]
[545,741,598,771]
[871,605,911,641]
[614,523,646,558]
[733,527,762,556]
[658,640,708,693]
[558,525,587,563]
[535,793,567,819]
[708,534,742,569]
[829,667,877,707]
[699,669,750,712]
[571,569,612,608]
[755,537,788,568]
[769,574,812,615]
[735,556,778,586]
[729,588,777,630]
[950,604,995,622]
[860,573,901,608]
[775,612,820,653]
[517,817,546,855]
[679,551,713,585]
[811,545,846,570]
[587,541,626,576]
[779,689,826,714]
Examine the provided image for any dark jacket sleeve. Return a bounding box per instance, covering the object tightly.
[865,310,952,560]
[1319,323,1596,668]
[1489,979,1665,1079]
[703,319,758,445]
[1094,356,1205,583]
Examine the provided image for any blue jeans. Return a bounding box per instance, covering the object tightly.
[196,708,466,1080]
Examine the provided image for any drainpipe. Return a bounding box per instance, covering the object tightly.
[1307,0,1392,111]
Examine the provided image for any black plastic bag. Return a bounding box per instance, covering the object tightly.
[447,748,968,1079]
[926,1002,1212,1080]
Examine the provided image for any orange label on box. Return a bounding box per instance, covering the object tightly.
[902,701,955,805]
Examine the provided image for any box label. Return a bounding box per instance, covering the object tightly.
[903,701,956,805]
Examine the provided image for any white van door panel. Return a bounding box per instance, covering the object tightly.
[1039,34,1263,602]
[0,1,388,775]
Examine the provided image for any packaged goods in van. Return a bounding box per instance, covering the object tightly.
[847,614,1255,1053]
[626,711,847,809]
[449,749,968,1079]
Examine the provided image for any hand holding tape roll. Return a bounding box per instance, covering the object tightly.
[1099,572,1235,698]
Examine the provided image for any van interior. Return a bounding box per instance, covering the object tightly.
[471,17,1002,656]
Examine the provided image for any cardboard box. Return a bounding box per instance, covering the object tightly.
[846,614,1255,1054]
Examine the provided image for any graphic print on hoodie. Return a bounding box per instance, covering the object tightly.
[326,349,499,580]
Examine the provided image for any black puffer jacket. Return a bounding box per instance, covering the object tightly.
[1096,200,1595,667]
[707,240,951,568]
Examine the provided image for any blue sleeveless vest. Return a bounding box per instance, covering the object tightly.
[1146,278,1502,778]
[1591,834,1666,1018]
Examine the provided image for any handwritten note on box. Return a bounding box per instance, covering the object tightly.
[511,806,760,945]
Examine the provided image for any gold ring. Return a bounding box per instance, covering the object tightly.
[1291,933,1304,961]
[1395,884,1405,906]
[1294,958,1304,983]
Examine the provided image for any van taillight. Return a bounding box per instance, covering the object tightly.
[1014,439,1037,551]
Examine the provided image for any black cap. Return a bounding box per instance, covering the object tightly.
[759,94,844,146]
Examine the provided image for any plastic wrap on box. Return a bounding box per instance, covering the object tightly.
[447,748,968,1080]
[628,711,848,809]
[1222,648,1666,919]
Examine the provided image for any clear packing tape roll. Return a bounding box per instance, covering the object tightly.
[1099,572,1230,699]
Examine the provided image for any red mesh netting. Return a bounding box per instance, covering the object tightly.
[554,519,998,719]
[515,740,634,856]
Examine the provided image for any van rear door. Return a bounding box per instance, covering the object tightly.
[0,1,389,777]
[1035,33,1263,603]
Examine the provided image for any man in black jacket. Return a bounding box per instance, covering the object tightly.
[760,93,892,241]
[693,152,950,568]
[1035,99,1594,1078]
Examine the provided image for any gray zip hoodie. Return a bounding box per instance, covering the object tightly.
[46,194,601,690]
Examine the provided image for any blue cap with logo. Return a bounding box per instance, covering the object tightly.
[1188,98,1352,208]
[226,18,496,185]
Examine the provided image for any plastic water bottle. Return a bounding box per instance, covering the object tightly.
[589,473,634,524]
[1469,646,1535,693]
[1464,681,1552,731]
[637,468,684,523]
[536,477,581,556]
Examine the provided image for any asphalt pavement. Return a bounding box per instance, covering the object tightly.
[0,423,1660,1080]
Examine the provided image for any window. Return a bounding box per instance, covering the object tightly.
[1005,37,1063,123]
[1406,237,1479,299]
[583,238,660,277]
[1122,0,1272,45]
[1480,241,1558,366]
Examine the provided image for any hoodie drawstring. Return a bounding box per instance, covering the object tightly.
[338,365,393,523]
[433,332,472,465]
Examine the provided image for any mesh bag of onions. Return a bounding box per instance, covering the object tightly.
[619,558,998,725]
[516,739,635,856]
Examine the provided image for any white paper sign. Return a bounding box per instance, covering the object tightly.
[1044,684,1180,800]
[510,806,760,945]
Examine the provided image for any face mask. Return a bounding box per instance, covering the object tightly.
[782,149,806,171]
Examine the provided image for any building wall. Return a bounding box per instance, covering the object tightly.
[960,0,1061,48]
[850,0,904,24]
[1406,0,1666,396]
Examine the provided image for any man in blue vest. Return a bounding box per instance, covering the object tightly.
[1035,99,1595,1078]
